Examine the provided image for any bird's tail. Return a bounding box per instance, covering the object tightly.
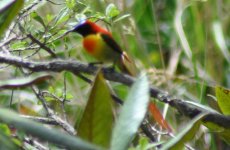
[118,52,172,132]
[117,52,138,77]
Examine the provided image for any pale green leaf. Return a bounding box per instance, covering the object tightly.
[55,8,70,25]
[111,73,149,150]
[114,14,131,23]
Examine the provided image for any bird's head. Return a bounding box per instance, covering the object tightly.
[72,20,96,37]
[72,20,112,37]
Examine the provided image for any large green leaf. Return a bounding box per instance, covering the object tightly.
[160,113,206,150]
[0,124,20,150]
[111,73,149,150]
[77,71,114,148]
[0,0,24,36]
[0,109,101,150]
[215,86,230,115]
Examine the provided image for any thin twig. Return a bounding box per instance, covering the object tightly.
[21,115,59,125]
[31,86,51,115]
[27,34,57,58]
[24,137,49,150]
[62,73,67,121]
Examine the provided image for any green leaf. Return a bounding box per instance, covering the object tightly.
[66,93,73,100]
[77,71,114,148]
[114,14,131,23]
[202,121,230,144]
[160,113,206,150]
[0,0,24,36]
[10,41,27,49]
[66,0,75,9]
[0,130,19,150]
[55,8,70,26]
[0,124,22,148]
[46,14,54,23]
[215,86,230,115]
[0,108,101,150]
[0,124,11,135]
[105,3,120,18]
[111,73,150,150]
[30,11,46,28]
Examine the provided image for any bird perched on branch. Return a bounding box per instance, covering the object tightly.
[71,20,172,132]
[71,20,137,76]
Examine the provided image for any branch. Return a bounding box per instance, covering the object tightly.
[0,54,229,129]
[27,34,57,58]
[21,115,58,125]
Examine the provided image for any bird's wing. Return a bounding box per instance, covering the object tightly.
[101,33,138,76]
[100,33,123,54]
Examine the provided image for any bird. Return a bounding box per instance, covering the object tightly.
[71,20,137,76]
[71,20,172,132]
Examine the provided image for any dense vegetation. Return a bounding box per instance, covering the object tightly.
[0,0,229,149]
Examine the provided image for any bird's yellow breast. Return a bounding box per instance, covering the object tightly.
[82,34,120,62]
[83,34,104,58]
[83,34,101,54]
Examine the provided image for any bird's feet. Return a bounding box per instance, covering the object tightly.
[88,62,103,66]
[105,65,116,73]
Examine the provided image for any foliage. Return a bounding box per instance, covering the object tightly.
[0,0,229,149]
[77,71,114,148]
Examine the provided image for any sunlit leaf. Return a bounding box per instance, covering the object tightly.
[66,0,75,9]
[10,41,27,49]
[46,14,54,23]
[0,109,101,150]
[111,73,149,150]
[0,0,24,36]
[160,113,206,150]
[215,86,230,115]
[105,3,120,19]
[77,71,114,148]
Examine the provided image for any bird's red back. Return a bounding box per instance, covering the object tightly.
[84,20,112,37]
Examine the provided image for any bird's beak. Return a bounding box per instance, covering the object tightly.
[69,24,79,32]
